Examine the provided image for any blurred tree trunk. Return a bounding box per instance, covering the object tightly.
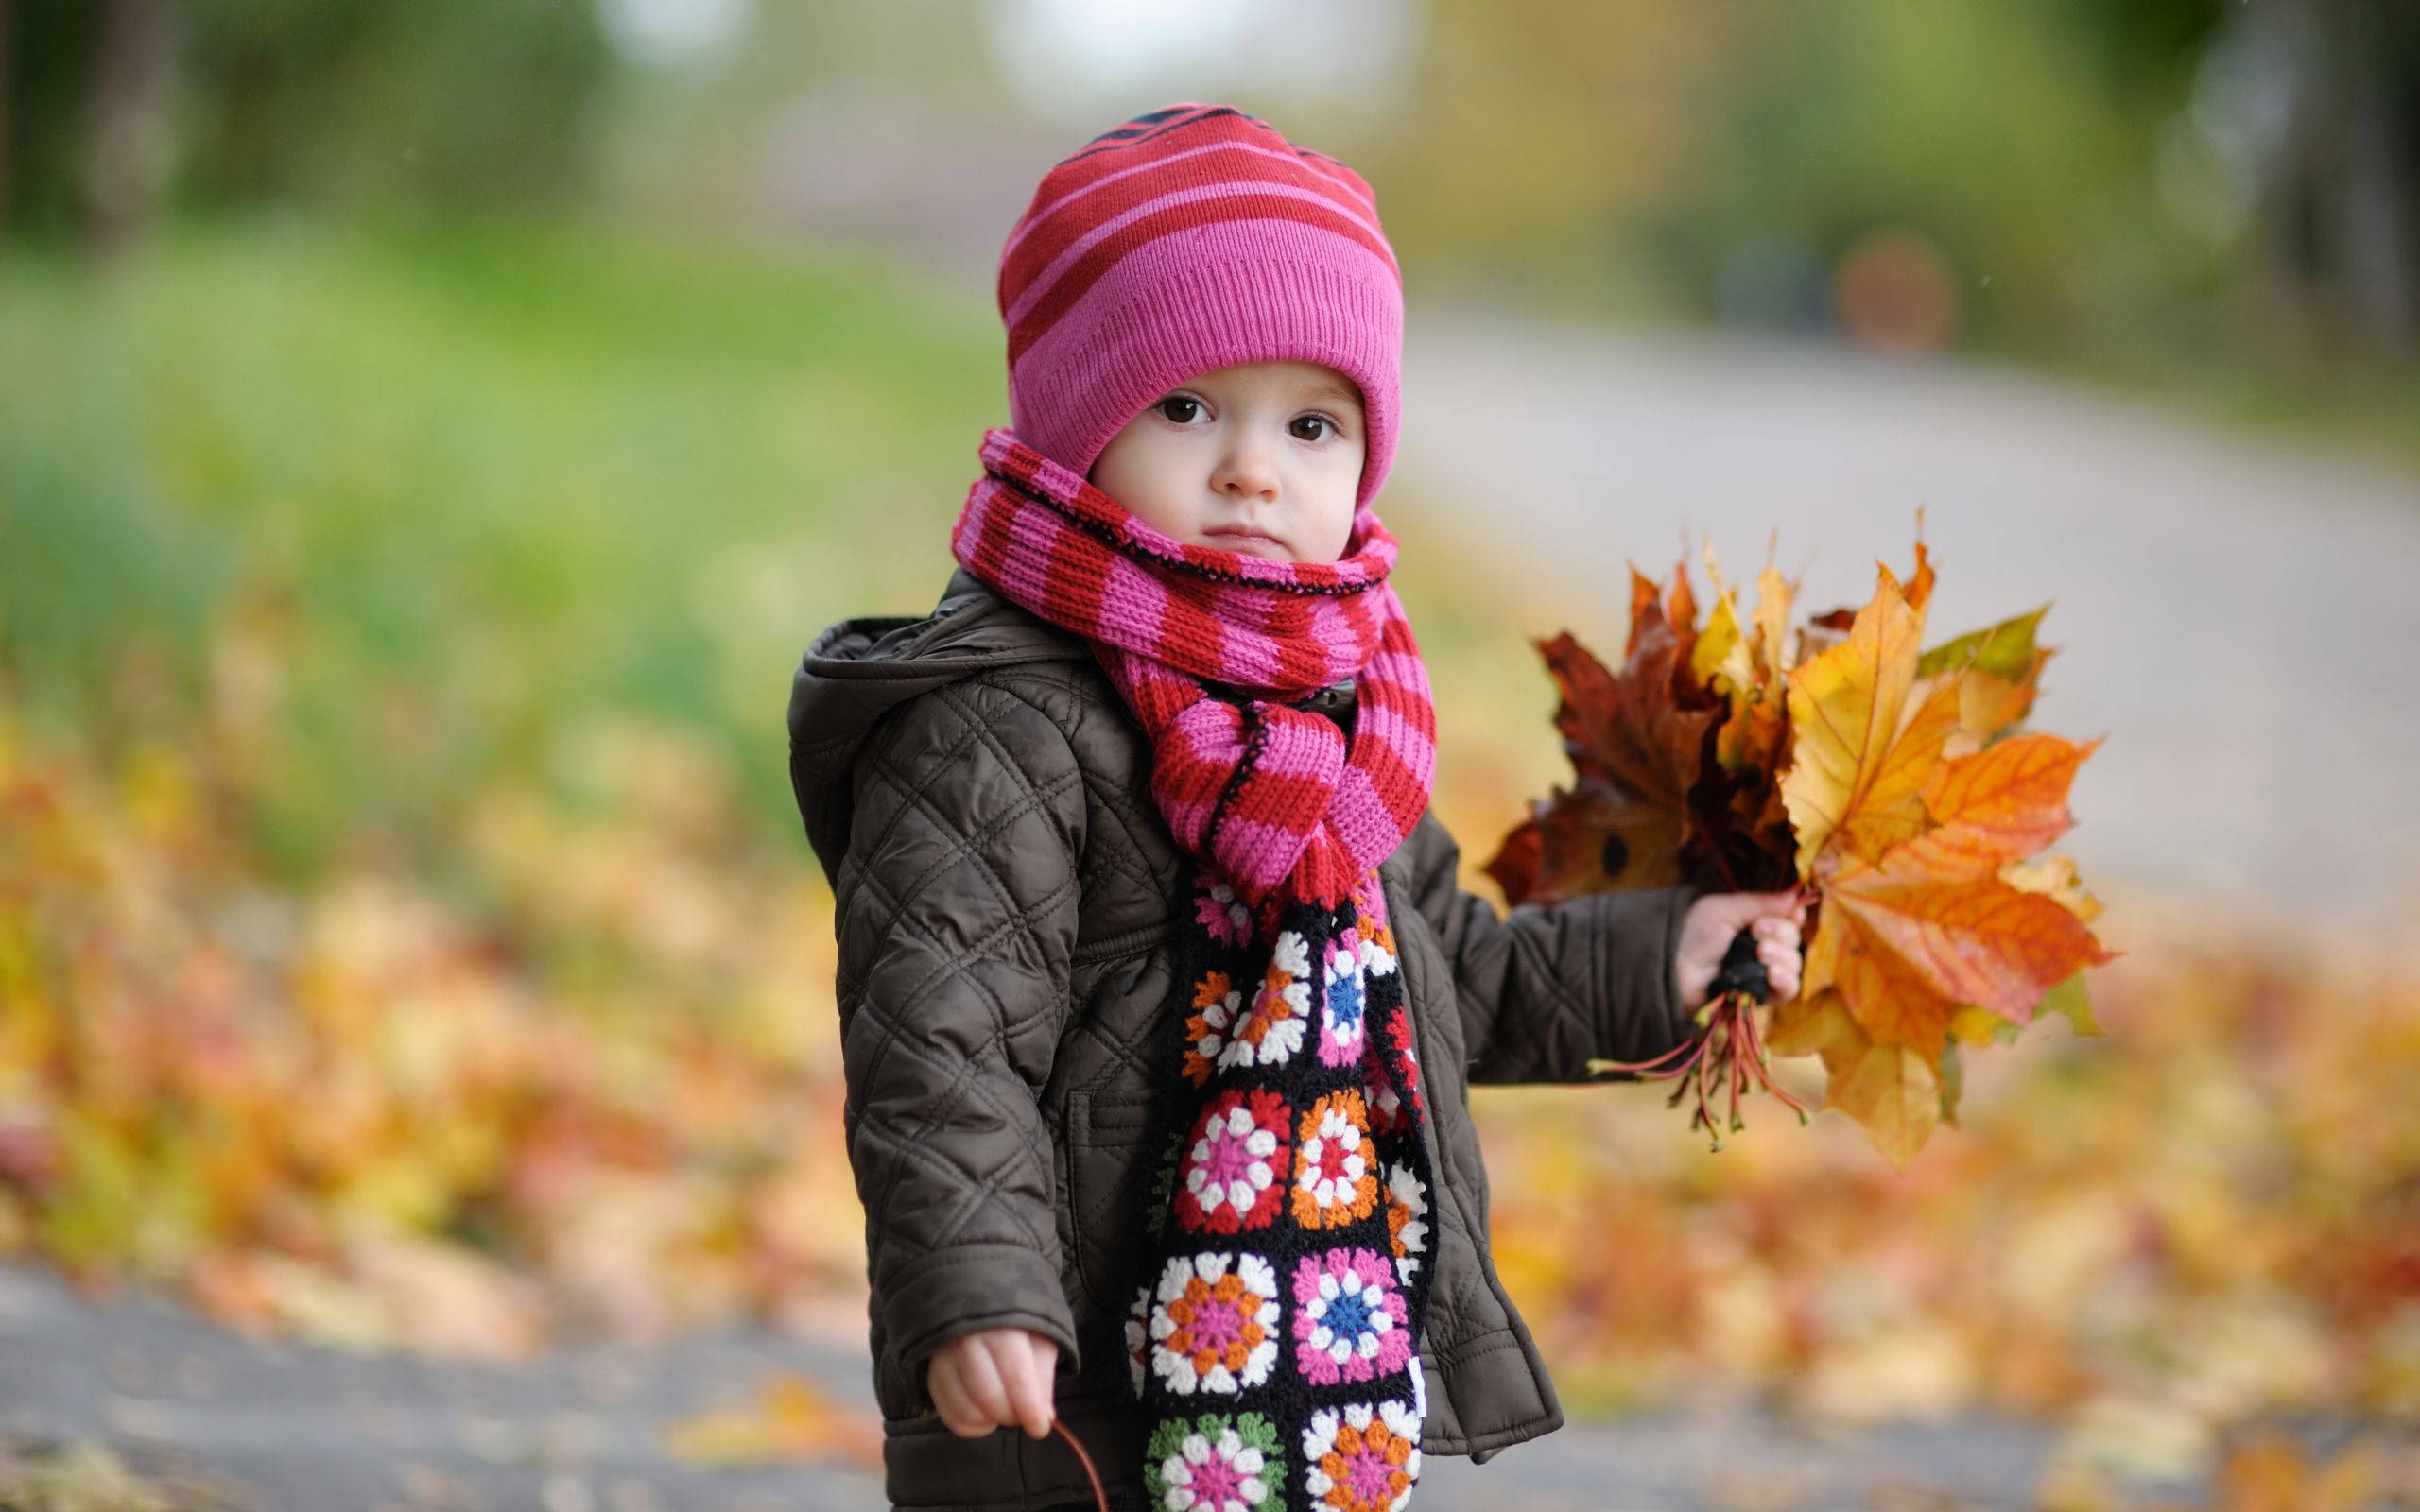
[0,0,12,234]
[2342,0,2419,351]
[83,0,173,260]
[2314,0,2414,351]
[2253,0,2416,355]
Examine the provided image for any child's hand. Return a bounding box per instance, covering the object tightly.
[926,1327,1059,1439]
[1677,889,1807,1011]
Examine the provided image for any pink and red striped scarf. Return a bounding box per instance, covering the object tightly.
[953,425,1443,1511]
[950,427,1437,917]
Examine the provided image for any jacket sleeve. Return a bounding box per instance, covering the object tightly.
[1399,808,1705,1086]
[831,675,1087,1401]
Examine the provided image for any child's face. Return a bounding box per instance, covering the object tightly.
[1087,360,1366,564]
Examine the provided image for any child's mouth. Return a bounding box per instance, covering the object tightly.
[1206,529,1286,557]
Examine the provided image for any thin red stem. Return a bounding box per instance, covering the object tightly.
[1053,1420,1109,1512]
[1595,1028,1712,1077]
[1595,985,1812,1142]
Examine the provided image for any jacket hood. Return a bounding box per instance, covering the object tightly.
[786,566,1094,886]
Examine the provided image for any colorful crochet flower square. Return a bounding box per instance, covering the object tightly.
[1364,1056,1410,1135]
[1357,919,1398,980]
[1350,876,1390,934]
[1150,1252,1282,1397]
[1300,1400,1422,1512]
[1193,871,1254,949]
[1175,1089,1290,1235]
[1184,970,1243,1088]
[1316,930,1368,1069]
[1219,931,1310,1072]
[1290,1247,1412,1386]
[1125,1282,1153,1396]
[1144,1411,1283,1512]
[1390,1009,1422,1106]
[1290,1090,1378,1229]
[1382,1161,1429,1286]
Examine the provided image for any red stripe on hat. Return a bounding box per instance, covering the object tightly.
[1001,138,1380,306]
[1007,195,1398,367]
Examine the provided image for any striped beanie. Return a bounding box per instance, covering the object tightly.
[997,104,1405,509]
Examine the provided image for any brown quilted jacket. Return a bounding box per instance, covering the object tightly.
[786,567,1704,1512]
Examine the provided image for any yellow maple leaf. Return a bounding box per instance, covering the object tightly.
[1822,1032,1940,1174]
[1779,561,1943,878]
[1766,989,1940,1170]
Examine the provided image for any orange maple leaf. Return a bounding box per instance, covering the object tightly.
[1893,731,2103,876]
[1779,561,1963,878]
[1805,841,2115,1062]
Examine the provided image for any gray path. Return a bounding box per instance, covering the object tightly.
[1398,317,2420,926]
[0,1260,887,1512]
[0,1258,2117,1511]
[17,1251,2390,1510]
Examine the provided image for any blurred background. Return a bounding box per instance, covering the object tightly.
[3,1,2417,1508]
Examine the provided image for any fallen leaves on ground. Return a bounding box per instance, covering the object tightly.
[0,1434,253,1511]
[663,1370,883,1469]
[0,637,866,1361]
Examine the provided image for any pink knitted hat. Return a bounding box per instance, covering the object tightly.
[996,104,1405,509]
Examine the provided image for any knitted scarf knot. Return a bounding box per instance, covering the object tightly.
[952,429,1443,1512]
[951,428,1437,915]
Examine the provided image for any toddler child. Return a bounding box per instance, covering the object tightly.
[786,103,1805,1512]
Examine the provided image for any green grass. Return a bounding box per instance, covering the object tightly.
[0,217,1009,877]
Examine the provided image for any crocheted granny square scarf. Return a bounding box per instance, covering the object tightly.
[951,429,1442,1512]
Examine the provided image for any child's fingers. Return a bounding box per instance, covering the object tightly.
[1683,890,1813,1009]
[991,1332,1057,1439]
[1024,1334,1062,1437]
[1759,938,1801,998]
[1769,958,1801,1000]
[936,1354,992,1437]
[927,1352,986,1437]
[1718,889,1803,931]
[954,1336,1013,1432]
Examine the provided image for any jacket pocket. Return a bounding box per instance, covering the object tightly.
[1063,1085,1160,1315]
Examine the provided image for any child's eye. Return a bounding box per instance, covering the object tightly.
[1157,396,1203,424]
[1289,414,1338,442]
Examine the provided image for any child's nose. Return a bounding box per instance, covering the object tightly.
[1212,435,1281,499]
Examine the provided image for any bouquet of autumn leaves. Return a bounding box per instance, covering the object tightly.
[1485,538,2114,1167]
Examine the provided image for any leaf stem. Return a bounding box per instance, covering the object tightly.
[1592,987,1808,1143]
